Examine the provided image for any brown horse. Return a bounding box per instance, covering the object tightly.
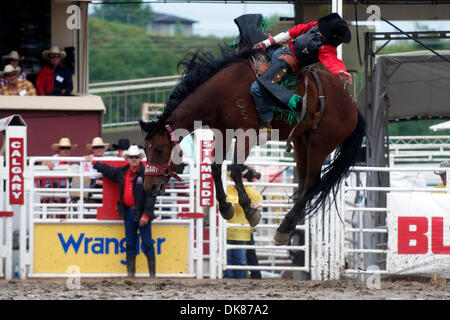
[139,47,366,245]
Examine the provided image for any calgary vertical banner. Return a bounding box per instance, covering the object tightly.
[200,139,214,207]
[9,137,24,205]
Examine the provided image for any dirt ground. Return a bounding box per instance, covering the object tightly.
[0,277,448,300]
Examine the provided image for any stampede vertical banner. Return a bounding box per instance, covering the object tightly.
[200,140,214,207]
[9,137,24,205]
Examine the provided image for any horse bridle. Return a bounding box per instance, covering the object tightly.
[144,124,183,182]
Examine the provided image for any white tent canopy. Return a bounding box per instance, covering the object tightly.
[357,50,450,167]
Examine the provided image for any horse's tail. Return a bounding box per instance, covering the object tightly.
[304,110,367,215]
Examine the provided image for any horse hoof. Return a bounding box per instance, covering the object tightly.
[220,202,234,220]
[274,231,291,246]
[247,208,261,227]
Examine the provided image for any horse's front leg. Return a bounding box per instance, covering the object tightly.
[230,163,261,227]
[211,162,234,220]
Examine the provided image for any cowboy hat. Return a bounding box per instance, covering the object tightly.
[42,46,66,60]
[0,64,21,77]
[123,145,145,160]
[86,137,109,151]
[318,13,351,45]
[2,50,24,61]
[112,138,130,150]
[434,161,450,175]
[51,137,78,151]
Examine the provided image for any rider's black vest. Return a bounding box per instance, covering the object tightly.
[291,26,324,68]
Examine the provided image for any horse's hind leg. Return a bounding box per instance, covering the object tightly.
[274,136,308,245]
[212,162,234,220]
[274,134,330,245]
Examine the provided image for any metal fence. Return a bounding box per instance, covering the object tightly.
[341,166,450,281]
[89,76,180,126]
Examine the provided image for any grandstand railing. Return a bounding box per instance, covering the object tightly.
[388,135,450,164]
[89,76,180,126]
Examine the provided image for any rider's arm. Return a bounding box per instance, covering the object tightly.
[261,31,290,48]
[318,45,353,84]
[317,45,347,77]
[288,21,318,38]
[259,21,319,50]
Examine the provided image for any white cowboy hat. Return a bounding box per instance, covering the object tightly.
[51,137,78,151]
[42,46,66,60]
[123,145,145,160]
[0,64,21,77]
[434,161,450,175]
[86,137,109,151]
[2,50,24,61]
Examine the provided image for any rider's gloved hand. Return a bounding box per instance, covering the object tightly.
[252,41,267,53]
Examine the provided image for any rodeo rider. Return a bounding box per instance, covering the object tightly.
[250,13,353,137]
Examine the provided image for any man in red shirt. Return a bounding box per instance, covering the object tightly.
[250,13,353,135]
[36,46,73,96]
[85,145,157,277]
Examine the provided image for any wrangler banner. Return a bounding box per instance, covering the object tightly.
[33,222,190,275]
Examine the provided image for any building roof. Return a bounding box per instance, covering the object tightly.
[152,12,197,25]
[0,95,106,112]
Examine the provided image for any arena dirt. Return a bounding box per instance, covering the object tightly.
[0,278,448,300]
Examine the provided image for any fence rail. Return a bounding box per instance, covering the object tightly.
[89,76,180,126]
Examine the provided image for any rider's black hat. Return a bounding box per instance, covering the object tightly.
[112,138,130,150]
[318,13,351,45]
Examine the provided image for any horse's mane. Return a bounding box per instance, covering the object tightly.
[158,46,252,124]
[140,46,252,140]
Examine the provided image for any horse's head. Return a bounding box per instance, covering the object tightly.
[139,119,183,196]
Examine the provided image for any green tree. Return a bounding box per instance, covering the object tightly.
[389,119,450,136]
[89,18,234,82]
[266,15,280,32]
[91,0,153,29]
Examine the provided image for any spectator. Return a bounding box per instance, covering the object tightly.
[224,166,263,279]
[112,138,130,158]
[434,161,449,189]
[242,167,263,279]
[84,145,157,278]
[0,64,36,96]
[40,138,77,207]
[36,46,73,96]
[42,137,77,171]
[1,51,27,88]
[84,137,109,176]
[84,137,109,202]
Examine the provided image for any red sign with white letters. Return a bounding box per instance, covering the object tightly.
[398,217,450,255]
[199,140,214,207]
[9,137,24,205]
[387,193,450,277]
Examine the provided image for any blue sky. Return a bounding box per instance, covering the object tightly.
[89,2,449,38]
[139,2,294,37]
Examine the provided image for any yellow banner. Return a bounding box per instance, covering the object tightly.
[33,223,189,274]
